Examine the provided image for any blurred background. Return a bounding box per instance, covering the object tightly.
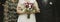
[0,0,59,22]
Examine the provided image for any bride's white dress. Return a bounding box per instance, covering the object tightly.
[17,0,36,22]
[17,14,36,22]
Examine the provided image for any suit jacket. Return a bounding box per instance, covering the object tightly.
[36,0,56,22]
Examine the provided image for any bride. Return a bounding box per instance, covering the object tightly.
[16,0,40,22]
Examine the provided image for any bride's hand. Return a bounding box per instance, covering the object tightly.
[16,11,25,14]
[35,10,40,13]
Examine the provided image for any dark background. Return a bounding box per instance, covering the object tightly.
[0,0,59,22]
[0,0,6,22]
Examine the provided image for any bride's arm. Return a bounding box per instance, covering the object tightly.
[16,6,22,14]
[34,1,40,13]
[16,2,25,14]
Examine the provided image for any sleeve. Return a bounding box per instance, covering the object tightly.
[16,0,25,14]
[34,1,40,13]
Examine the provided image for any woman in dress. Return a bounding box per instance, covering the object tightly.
[16,0,40,22]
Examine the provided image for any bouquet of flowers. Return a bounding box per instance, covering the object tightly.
[24,2,37,19]
[24,2,36,14]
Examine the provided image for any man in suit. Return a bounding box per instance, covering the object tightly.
[36,0,56,22]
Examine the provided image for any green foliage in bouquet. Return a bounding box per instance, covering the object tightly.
[25,7,36,14]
